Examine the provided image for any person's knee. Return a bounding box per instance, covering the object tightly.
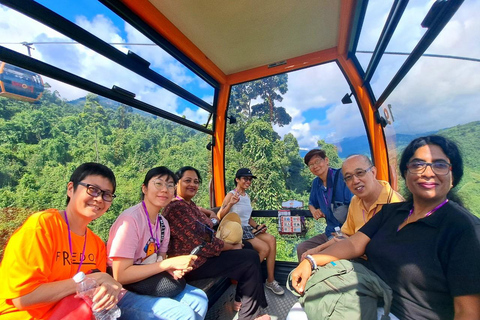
[257,242,270,260]
[243,249,261,267]
[297,240,308,254]
[267,234,276,247]
[154,307,197,320]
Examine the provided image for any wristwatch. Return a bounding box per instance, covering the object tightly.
[305,255,317,271]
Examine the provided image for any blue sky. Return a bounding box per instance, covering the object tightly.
[1,0,479,151]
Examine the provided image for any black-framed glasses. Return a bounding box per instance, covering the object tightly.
[153,179,175,191]
[308,158,325,169]
[406,161,451,175]
[78,182,116,202]
[241,177,253,182]
[344,166,374,183]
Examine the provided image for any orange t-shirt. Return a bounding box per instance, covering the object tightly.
[0,209,106,319]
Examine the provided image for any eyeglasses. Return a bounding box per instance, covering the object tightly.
[406,161,451,175]
[153,179,175,191]
[241,177,253,182]
[182,178,200,186]
[344,166,374,183]
[308,158,325,169]
[78,182,116,202]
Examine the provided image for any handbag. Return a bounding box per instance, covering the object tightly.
[120,218,186,298]
[123,271,186,298]
[331,170,349,224]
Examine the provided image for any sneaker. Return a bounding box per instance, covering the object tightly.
[254,314,271,320]
[265,279,285,295]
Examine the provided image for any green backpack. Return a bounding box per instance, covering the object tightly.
[287,259,393,320]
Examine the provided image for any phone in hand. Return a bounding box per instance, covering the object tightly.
[190,244,205,255]
[253,225,267,235]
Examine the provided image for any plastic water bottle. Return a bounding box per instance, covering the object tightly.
[73,272,121,320]
[334,226,345,239]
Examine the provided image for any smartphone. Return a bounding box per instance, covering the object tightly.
[253,225,267,235]
[195,220,214,243]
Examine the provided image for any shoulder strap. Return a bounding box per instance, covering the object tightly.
[331,169,340,209]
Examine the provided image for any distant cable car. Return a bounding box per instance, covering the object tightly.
[0,61,44,102]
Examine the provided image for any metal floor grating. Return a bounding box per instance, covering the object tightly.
[205,283,299,320]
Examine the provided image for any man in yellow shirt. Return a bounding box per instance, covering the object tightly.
[300,154,404,260]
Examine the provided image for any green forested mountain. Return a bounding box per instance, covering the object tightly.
[438,121,480,217]
[1,91,479,261]
[0,90,314,259]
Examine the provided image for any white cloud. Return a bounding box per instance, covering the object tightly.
[2,1,479,145]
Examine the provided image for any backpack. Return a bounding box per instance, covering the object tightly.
[287,259,393,320]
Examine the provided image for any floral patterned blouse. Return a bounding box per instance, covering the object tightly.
[163,199,224,269]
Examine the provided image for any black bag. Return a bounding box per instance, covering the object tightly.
[331,169,349,224]
[123,271,186,298]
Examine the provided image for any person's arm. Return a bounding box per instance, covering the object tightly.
[300,237,338,261]
[12,273,121,311]
[111,255,197,284]
[290,231,370,294]
[217,192,238,220]
[198,206,216,218]
[249,217,266,232]
[454,294,480,320]
[309,204,325,220]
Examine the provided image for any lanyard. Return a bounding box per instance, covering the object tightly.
[142,201,161,250]
[398,199,449,231]
[63,210,87,273]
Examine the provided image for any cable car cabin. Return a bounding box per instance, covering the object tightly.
[0,61,44,102]
[0,0,479,319]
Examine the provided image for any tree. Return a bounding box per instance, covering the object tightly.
[229,74,291,127]
[317,139,343,169]
[283,133,310,193]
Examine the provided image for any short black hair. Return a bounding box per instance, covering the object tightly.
[304,149,327,165]
[175,166,202,184]
[67,162,116,205]
[399,135,463,187]
[141,166,177,200]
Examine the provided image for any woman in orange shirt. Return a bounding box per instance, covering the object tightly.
[0,163,122,319]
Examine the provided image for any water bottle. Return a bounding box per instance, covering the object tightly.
[334,226,345,239]
[73,272,121,320]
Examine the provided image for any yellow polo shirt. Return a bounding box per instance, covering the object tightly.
[341,181,404,236]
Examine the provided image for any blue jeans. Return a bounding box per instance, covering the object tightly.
[118,284,208,320]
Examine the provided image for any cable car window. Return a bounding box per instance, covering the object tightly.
[0,73,213,250]
[379,1,480,217]
[33,0,215,97]
[362,1,430,99]
[225,62,372,262]
[355,0,393,72]
[0,2,214,127]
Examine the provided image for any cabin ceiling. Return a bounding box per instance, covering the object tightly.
[148,0,341,75]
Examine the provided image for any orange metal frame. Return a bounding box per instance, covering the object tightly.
[120,0,390,205]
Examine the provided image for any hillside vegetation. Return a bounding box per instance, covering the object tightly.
[1,91,478,261]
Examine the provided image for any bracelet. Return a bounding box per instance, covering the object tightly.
[305,255,317,271]
[253,225,259,229]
